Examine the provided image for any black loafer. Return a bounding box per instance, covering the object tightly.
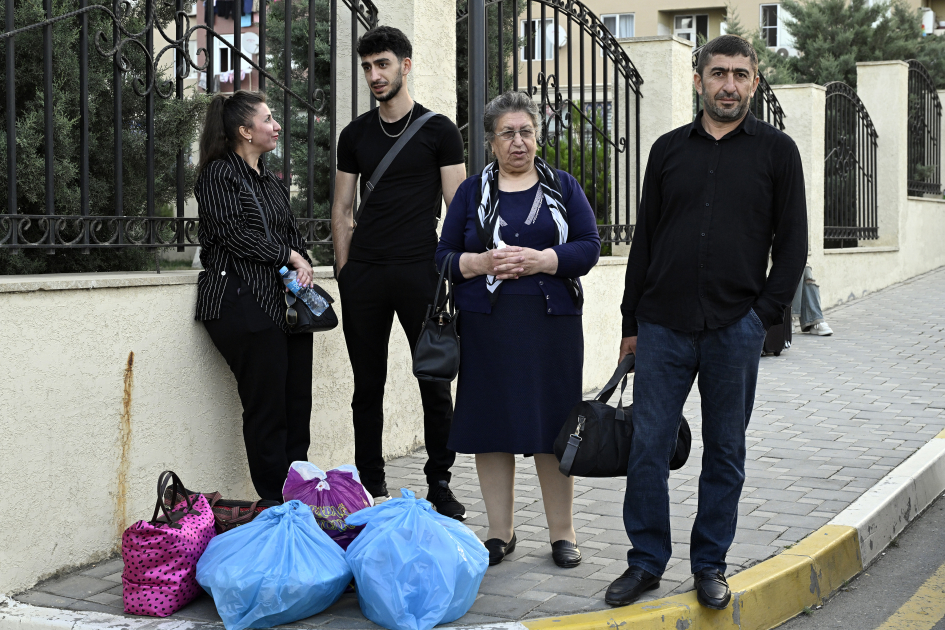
[605,566,661,606]
[694,568,731,609]
[483,532,516,566]
[551,540,582,568]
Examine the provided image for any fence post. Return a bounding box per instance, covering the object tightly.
[856,61,909,249]
[771,84,826,262]
[617,35,693,255]
[940,89,945,197]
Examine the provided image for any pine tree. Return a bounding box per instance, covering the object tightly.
[727,0,945,89]
[0,0,208,273]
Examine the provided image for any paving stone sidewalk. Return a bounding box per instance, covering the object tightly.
[17,267,945,628]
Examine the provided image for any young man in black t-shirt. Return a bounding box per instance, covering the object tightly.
[331,26,467,519]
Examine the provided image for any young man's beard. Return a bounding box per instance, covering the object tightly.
[702,89,749,123]
[375,73,404,102]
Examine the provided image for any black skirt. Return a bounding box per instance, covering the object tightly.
[448,294,584,454]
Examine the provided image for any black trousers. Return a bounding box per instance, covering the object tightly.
[338,259,455,488]
[203,271,313,501]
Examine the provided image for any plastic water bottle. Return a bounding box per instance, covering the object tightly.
[279,266,329,316]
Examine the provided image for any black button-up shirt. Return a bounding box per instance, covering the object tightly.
[621,111,807,337]
[194,151,311,334]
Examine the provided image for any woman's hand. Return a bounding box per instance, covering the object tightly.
[459,246,557,280]
[288,250,314,288]
[493,247,557,278]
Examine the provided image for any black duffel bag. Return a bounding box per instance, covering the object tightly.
[554,354,692,477]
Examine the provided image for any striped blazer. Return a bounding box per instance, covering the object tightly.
[194,150,312,334]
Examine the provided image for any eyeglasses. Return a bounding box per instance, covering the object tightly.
[285,293,298,326]
[495,128,536,142]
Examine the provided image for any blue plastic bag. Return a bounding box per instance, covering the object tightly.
[344,489,489,630]
[196,500,352,630]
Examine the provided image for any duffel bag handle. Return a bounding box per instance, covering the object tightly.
[596,354,635,404]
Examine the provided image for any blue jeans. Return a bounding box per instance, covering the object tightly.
[792,266,825,330]
[623,310,767,575]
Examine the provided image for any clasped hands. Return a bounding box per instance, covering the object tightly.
[461,246,558,280]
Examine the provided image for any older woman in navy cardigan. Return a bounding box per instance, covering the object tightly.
[436,91,600,568]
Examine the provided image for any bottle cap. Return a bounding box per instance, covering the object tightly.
[279,266,289,276]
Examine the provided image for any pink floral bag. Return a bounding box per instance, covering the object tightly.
[121,471,216,617]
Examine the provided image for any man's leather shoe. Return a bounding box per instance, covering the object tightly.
[483,532,516,566]
[694,568,731,609]
[551,540,582,568]
[604,566,661,606]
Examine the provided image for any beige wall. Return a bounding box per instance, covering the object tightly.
[0,259,626,597]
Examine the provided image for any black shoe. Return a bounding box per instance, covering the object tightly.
[426,480,466,520]
[694,568,731,609]
[484,532,516,566]
[551,540,582,568]
[604,566,661,606]
[364,481,391,503]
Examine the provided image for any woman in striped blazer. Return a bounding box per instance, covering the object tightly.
[194,90,315,502]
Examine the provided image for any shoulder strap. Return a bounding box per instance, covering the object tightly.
[239,177,272,241]
[355,110,438,226]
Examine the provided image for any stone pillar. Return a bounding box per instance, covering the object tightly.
[615,35,693,255]
[621,36,696,184]
[857,61,909,248]
[382,0,457,123]
[771,84,826,263]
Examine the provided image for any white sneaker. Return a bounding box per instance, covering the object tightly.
[809,322,833,336]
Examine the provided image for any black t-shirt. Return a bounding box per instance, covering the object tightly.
[337,102,465,264]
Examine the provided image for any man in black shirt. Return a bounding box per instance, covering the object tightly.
[606,36,807,609]
[331,26,467,519]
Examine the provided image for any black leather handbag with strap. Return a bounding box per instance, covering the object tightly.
[239,176,338,334]
[412,252,460,382]
[553,354,692,478]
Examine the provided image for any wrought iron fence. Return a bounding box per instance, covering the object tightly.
[457,0,644,246]
[0,0,377,255]
[907,59,942,197]
[823,81,878,248]
[690,45,785,131]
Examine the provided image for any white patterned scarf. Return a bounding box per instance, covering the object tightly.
[475,156,583,307]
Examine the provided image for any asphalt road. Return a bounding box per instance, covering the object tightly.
[779,491,945,630]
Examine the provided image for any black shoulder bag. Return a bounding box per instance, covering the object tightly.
[239,177,338,333]
[413,252,460,382]
[553,354,692,477]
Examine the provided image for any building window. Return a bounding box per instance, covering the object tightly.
[602,13,634,39]
[761,4,779,47]
[674,14,708,44]
[214,34,235,77]
[520,19,555,61]
[178,40,199,80]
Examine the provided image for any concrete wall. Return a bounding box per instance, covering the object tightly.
[0,259,626,596]
[770,65,945,308]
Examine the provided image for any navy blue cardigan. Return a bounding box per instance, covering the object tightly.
[435,170,601,315]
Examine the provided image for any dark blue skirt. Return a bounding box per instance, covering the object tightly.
[448,294,584,454]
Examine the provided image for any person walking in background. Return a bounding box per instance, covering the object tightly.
[794,265,833,336]
[194,90,315,502]
[436,91,600,567]
[331,26,468,518]
[607,35,807,609]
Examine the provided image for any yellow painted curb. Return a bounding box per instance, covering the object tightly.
[935,428,945,439]
[522,526,862,630]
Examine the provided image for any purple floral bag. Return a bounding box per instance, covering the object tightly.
[282,462,373,549]
[121,471,216,617]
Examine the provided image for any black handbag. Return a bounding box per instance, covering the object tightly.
[554,354,692,477]
[413,252,460,382]
[239,176,338,333]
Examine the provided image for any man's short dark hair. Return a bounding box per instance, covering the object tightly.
[357,26,412,61]
[695,35,758,78]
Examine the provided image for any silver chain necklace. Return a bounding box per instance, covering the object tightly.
[379,104,415,138]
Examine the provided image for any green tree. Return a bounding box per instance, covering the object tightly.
[726,0,945,89]
[0,0,207,274]
[455,0,517,166]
